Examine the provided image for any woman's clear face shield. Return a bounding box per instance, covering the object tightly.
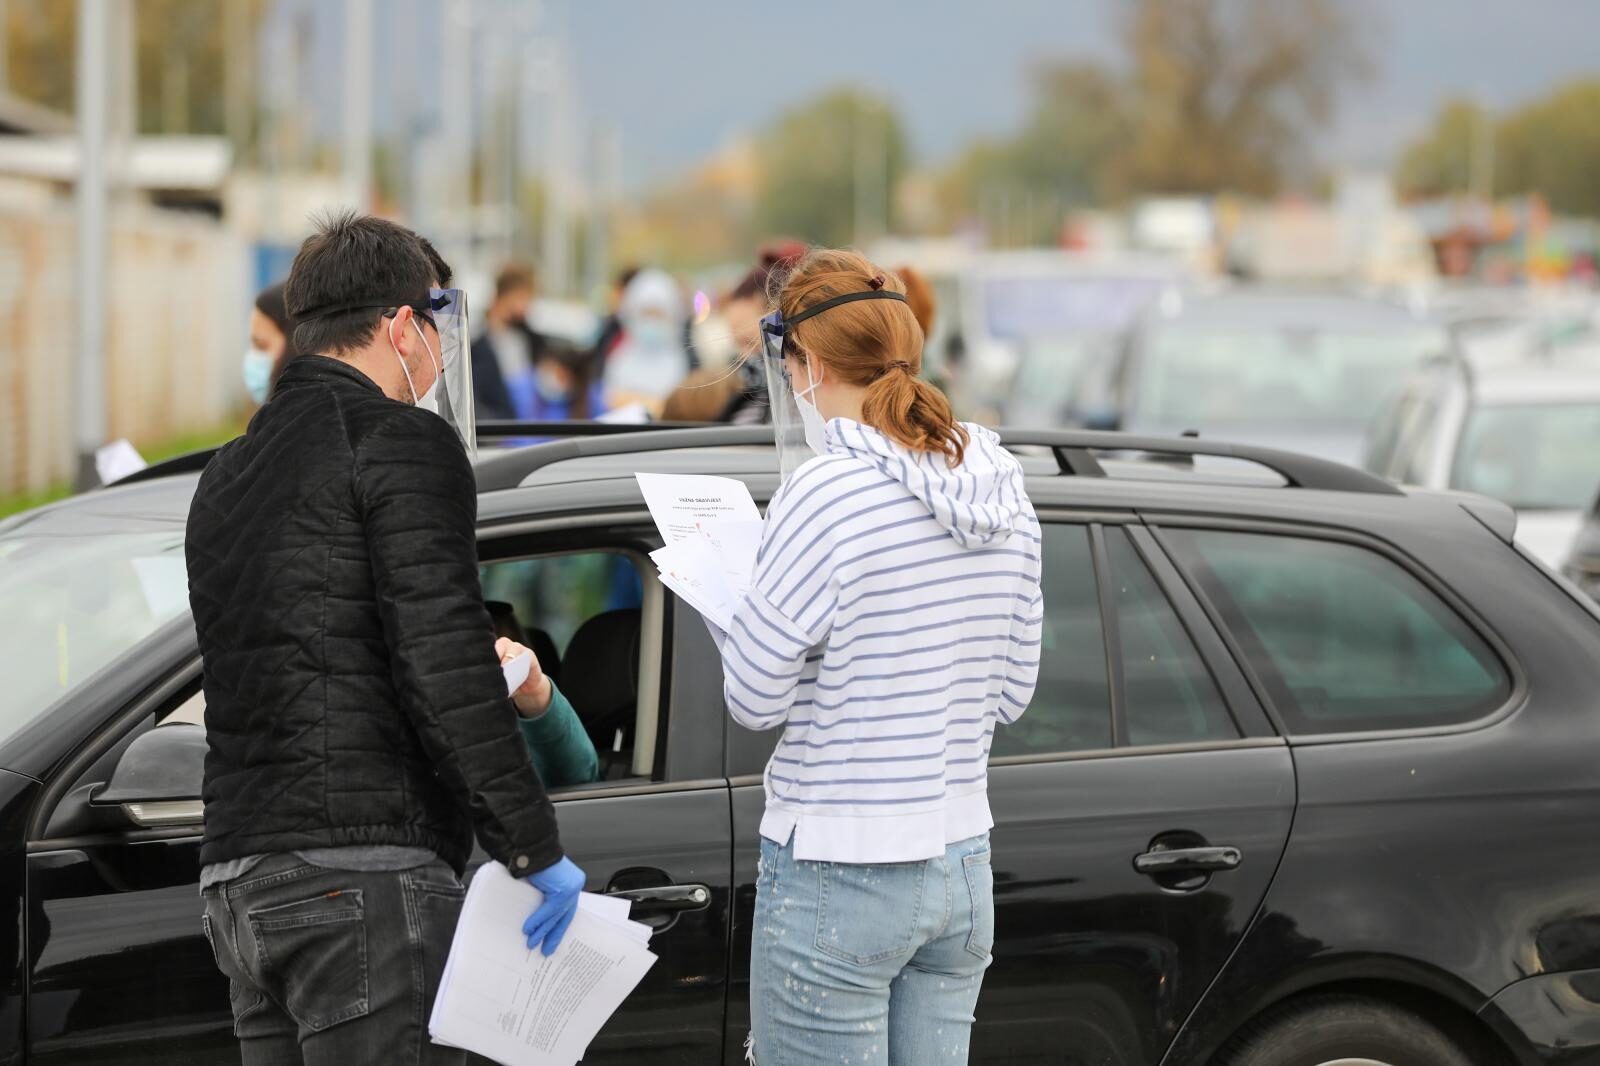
[760,311,815,480]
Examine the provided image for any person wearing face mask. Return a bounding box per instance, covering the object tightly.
[725,248,1043,1066]
[601,268,692,414]
[185,212,583,1065]
[242,282,300,406]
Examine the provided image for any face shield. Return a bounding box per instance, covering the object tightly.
[420,287,475,457]
[759,289,912,481]
[760,311,813,481]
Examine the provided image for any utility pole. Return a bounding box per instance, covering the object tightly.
[224,0,252,160]
[538,40,572,297]
[441,0,474,258]
[344,0,374,212]
[586,124,620,304]
[74,0,109,490]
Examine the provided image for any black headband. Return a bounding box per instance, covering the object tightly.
[785,289,908,328]
[297,291,449,321]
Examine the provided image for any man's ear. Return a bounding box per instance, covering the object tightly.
[389,305,416,359]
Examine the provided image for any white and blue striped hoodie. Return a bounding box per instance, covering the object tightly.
[721,418,1043,863]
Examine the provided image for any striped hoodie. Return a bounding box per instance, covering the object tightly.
[720,418,1043,863]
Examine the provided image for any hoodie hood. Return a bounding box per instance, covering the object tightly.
[825,419,1031,550]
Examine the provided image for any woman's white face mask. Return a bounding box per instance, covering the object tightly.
[792,357,829,455]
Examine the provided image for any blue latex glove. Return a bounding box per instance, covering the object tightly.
[523,856,585,957]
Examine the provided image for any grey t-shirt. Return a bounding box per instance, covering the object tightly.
[200,845,438,892]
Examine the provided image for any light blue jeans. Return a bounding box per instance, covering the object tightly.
[749,832,994,1066]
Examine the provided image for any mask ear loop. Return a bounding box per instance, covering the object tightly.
[390,316,420,405]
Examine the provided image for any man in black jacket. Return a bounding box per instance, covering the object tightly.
[186,212,584,1064]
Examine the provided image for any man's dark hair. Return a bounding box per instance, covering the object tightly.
[495,264,536,299]
[284,210,452,356]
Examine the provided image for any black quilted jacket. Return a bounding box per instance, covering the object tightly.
[185,356,563,876]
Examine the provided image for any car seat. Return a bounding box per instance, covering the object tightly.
[560,609,642,779]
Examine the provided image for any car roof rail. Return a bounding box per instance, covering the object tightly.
[475,426,774,491]
[476,419,718,442]
[995,428,1402,495]
[475,424,1400,497]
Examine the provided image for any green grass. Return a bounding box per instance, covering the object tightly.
[0,420,246,519]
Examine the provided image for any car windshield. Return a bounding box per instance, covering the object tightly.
[1006,334,1120,426]
[0,527,190,743]
[1132,325,1441,426]
[1452,402,1600,511]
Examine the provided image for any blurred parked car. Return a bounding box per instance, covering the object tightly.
[1365,353,1600,567]
[1079,288,1449,464]
[958,250,1189,420]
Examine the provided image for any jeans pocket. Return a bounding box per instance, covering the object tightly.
[962,850,995,962]
[814,860,926,967]
[248,888,369,1032]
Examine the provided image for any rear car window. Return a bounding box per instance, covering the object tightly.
[1164,529,1511,734]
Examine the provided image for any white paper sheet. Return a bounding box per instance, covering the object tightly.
[95,439,147,484]
[429,862,656,1066]
[634,473,759,545]
[502,652,533,696]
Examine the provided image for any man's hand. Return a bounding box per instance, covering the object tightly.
[523,856,586,956]
[497,636,553,718]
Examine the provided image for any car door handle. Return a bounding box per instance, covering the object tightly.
[1133,845,1241,876]
[606,884,712,914]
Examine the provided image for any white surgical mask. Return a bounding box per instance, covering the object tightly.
[793,358,829,455]
[242,347,274,404]
[391,318,441,410]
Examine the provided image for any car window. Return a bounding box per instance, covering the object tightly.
[0,530,188,746]
[1164,529,1511,734]
[480,550,650,781]
[991,524,1112,757]
[1104,530,1238,746]
[1452,402,1600,511]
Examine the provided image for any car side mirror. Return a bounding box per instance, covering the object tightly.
[91,723,205,828]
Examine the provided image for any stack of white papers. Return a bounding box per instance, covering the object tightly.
[635,473,763,633]
[429,862,657,1066]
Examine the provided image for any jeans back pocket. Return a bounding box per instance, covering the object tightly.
[248,888,369,1032]
[814,860,927,967]
[962,850,995,962]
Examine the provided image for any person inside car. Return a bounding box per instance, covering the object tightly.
[186,212,584,1066]
[486,606,600,788]
[721,248,1043,1066]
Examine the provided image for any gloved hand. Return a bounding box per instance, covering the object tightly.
[523,856,585,957]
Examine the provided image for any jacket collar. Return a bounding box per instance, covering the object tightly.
[274,355,385,396]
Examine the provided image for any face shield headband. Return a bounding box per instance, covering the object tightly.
[299,288,476,457]
[759,289,909,480]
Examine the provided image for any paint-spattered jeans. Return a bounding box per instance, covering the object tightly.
[749,833,994,1066]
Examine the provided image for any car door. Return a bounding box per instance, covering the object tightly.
[722,513,1295,1066]
[23,519,734,1066]
[974,517,1294,1066]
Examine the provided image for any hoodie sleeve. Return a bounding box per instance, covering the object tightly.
[719,466,840,731]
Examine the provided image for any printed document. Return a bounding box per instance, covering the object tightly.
[634,472,759,544]
[429,862,656,1066]
[636,474,764,633]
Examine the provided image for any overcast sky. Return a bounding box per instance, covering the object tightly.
[559,0,1600,186]
[275,0,1600,191]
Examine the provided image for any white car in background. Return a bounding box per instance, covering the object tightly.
[1364,353,1600,567]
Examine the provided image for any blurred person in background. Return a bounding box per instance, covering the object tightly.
[243,282,300,407]
[517,345,605,421]
[661,366,742,422]
[896,264,937,340]
[472,264,548,421]
[588,264,641,378]
[716,241,808,424]
[602,268,691,413]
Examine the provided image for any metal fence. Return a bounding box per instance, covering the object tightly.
[0,200,247,496]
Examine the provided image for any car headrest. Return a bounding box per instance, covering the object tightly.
[561,609,641,721]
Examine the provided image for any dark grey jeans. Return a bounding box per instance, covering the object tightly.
[200,853,467,1066]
